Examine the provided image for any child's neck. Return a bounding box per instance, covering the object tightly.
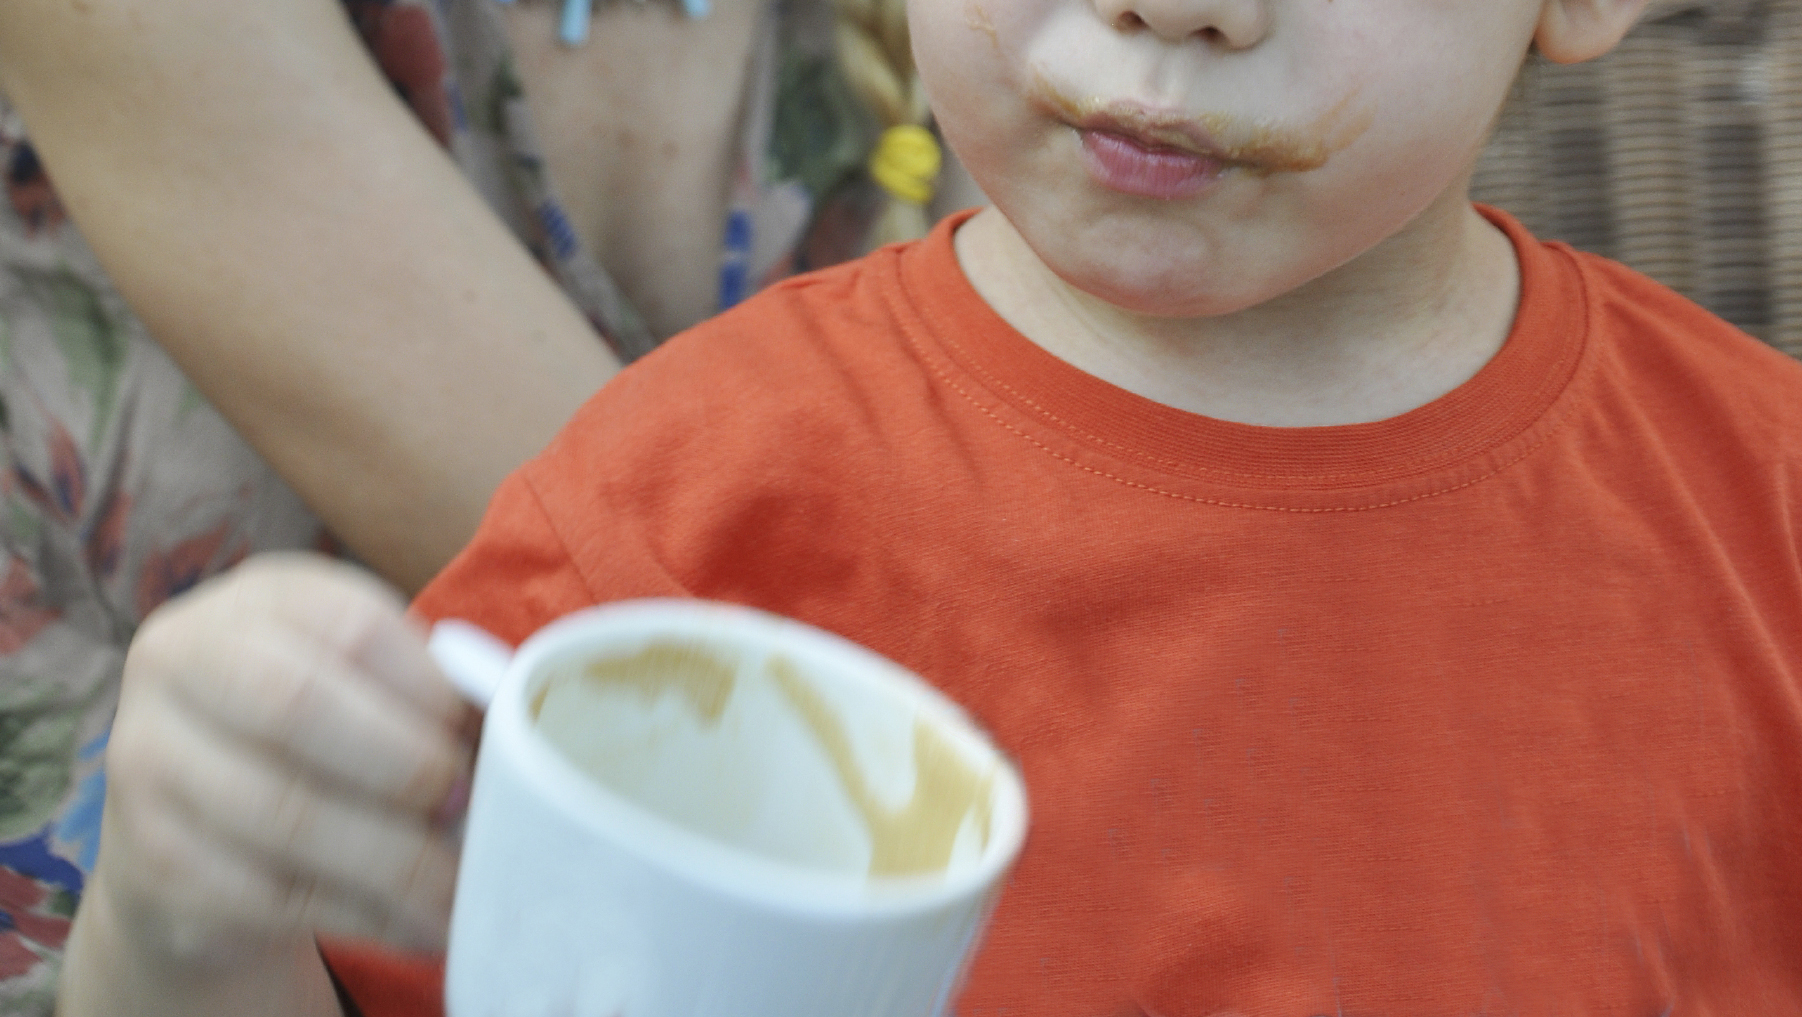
[955,186,1521,428]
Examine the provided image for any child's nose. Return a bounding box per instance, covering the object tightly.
[1092,0,1268,48]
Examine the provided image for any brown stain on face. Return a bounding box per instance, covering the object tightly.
[1312,87,1376,163]
[769,657,994,877]
[533,642,739,723]
[965,2,1000,49]
[1029,67,1373,175]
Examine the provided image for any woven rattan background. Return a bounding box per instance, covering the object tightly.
[1471,0,1802,357]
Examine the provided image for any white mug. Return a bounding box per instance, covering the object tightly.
[428,599,1029,1017]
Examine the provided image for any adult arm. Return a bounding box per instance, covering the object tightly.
[0,0,618,594]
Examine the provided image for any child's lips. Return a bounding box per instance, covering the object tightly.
[1028,68,1349,179]
[1077,128,1229,200]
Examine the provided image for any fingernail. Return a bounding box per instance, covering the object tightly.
[434,775,471,827]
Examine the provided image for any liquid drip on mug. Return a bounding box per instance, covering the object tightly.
[533,641,738,721]
[769,657,994,876]
[532,639,993,878]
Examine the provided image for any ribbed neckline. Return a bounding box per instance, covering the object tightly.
[892,206,1589,493]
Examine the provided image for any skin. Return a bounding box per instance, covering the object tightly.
[0,0,622,595]
[57,1,1646,1014]
[920,0,1649,425]
[499,0,775,338]
[501,0,988,337]
[59,556,472,1017]
[25,0,777,1006]
[0,0,983,592]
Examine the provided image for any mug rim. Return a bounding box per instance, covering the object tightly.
[483,598,1029,920]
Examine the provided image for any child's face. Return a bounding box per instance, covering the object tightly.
[913,0,1548,318]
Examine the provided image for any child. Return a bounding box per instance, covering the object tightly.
[62,0,1802,1013]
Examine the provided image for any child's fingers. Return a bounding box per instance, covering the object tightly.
[151,702,459,947]
[129,556,472,818]
[101,552,474,968]
[227,554,471,727]
[157,621,470,818]
[107,780,439,961]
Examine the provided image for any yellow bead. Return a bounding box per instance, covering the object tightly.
[869,125,943,206]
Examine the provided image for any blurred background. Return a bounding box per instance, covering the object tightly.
[1473,0,1802,357]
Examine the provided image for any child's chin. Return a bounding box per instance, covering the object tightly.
[1064,269,1273,320]
[1035,232,1291,320]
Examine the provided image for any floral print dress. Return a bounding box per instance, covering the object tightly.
[0,0,876,1010]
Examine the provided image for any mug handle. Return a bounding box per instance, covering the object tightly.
[427,620,514,710]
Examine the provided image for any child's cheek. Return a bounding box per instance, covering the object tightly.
[958,0,1002,52]
[912,0,1034,144]
[911,0,1049,77]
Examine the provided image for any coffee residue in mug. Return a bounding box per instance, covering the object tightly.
[769,657,993,877]
[534,642,738,723]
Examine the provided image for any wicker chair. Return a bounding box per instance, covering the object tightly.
[1471,0,1802,358]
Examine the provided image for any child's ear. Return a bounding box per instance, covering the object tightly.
[1534,0,1651,64]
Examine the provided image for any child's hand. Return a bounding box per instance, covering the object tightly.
[92,552,474,968]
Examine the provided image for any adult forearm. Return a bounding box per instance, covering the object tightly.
[0,0,617,592]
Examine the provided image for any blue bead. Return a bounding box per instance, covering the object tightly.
[558,0,591,45]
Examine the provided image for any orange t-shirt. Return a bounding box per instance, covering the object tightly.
[331,207,1802,1015]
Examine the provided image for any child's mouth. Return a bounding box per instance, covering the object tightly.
[1078,129,1229,200]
